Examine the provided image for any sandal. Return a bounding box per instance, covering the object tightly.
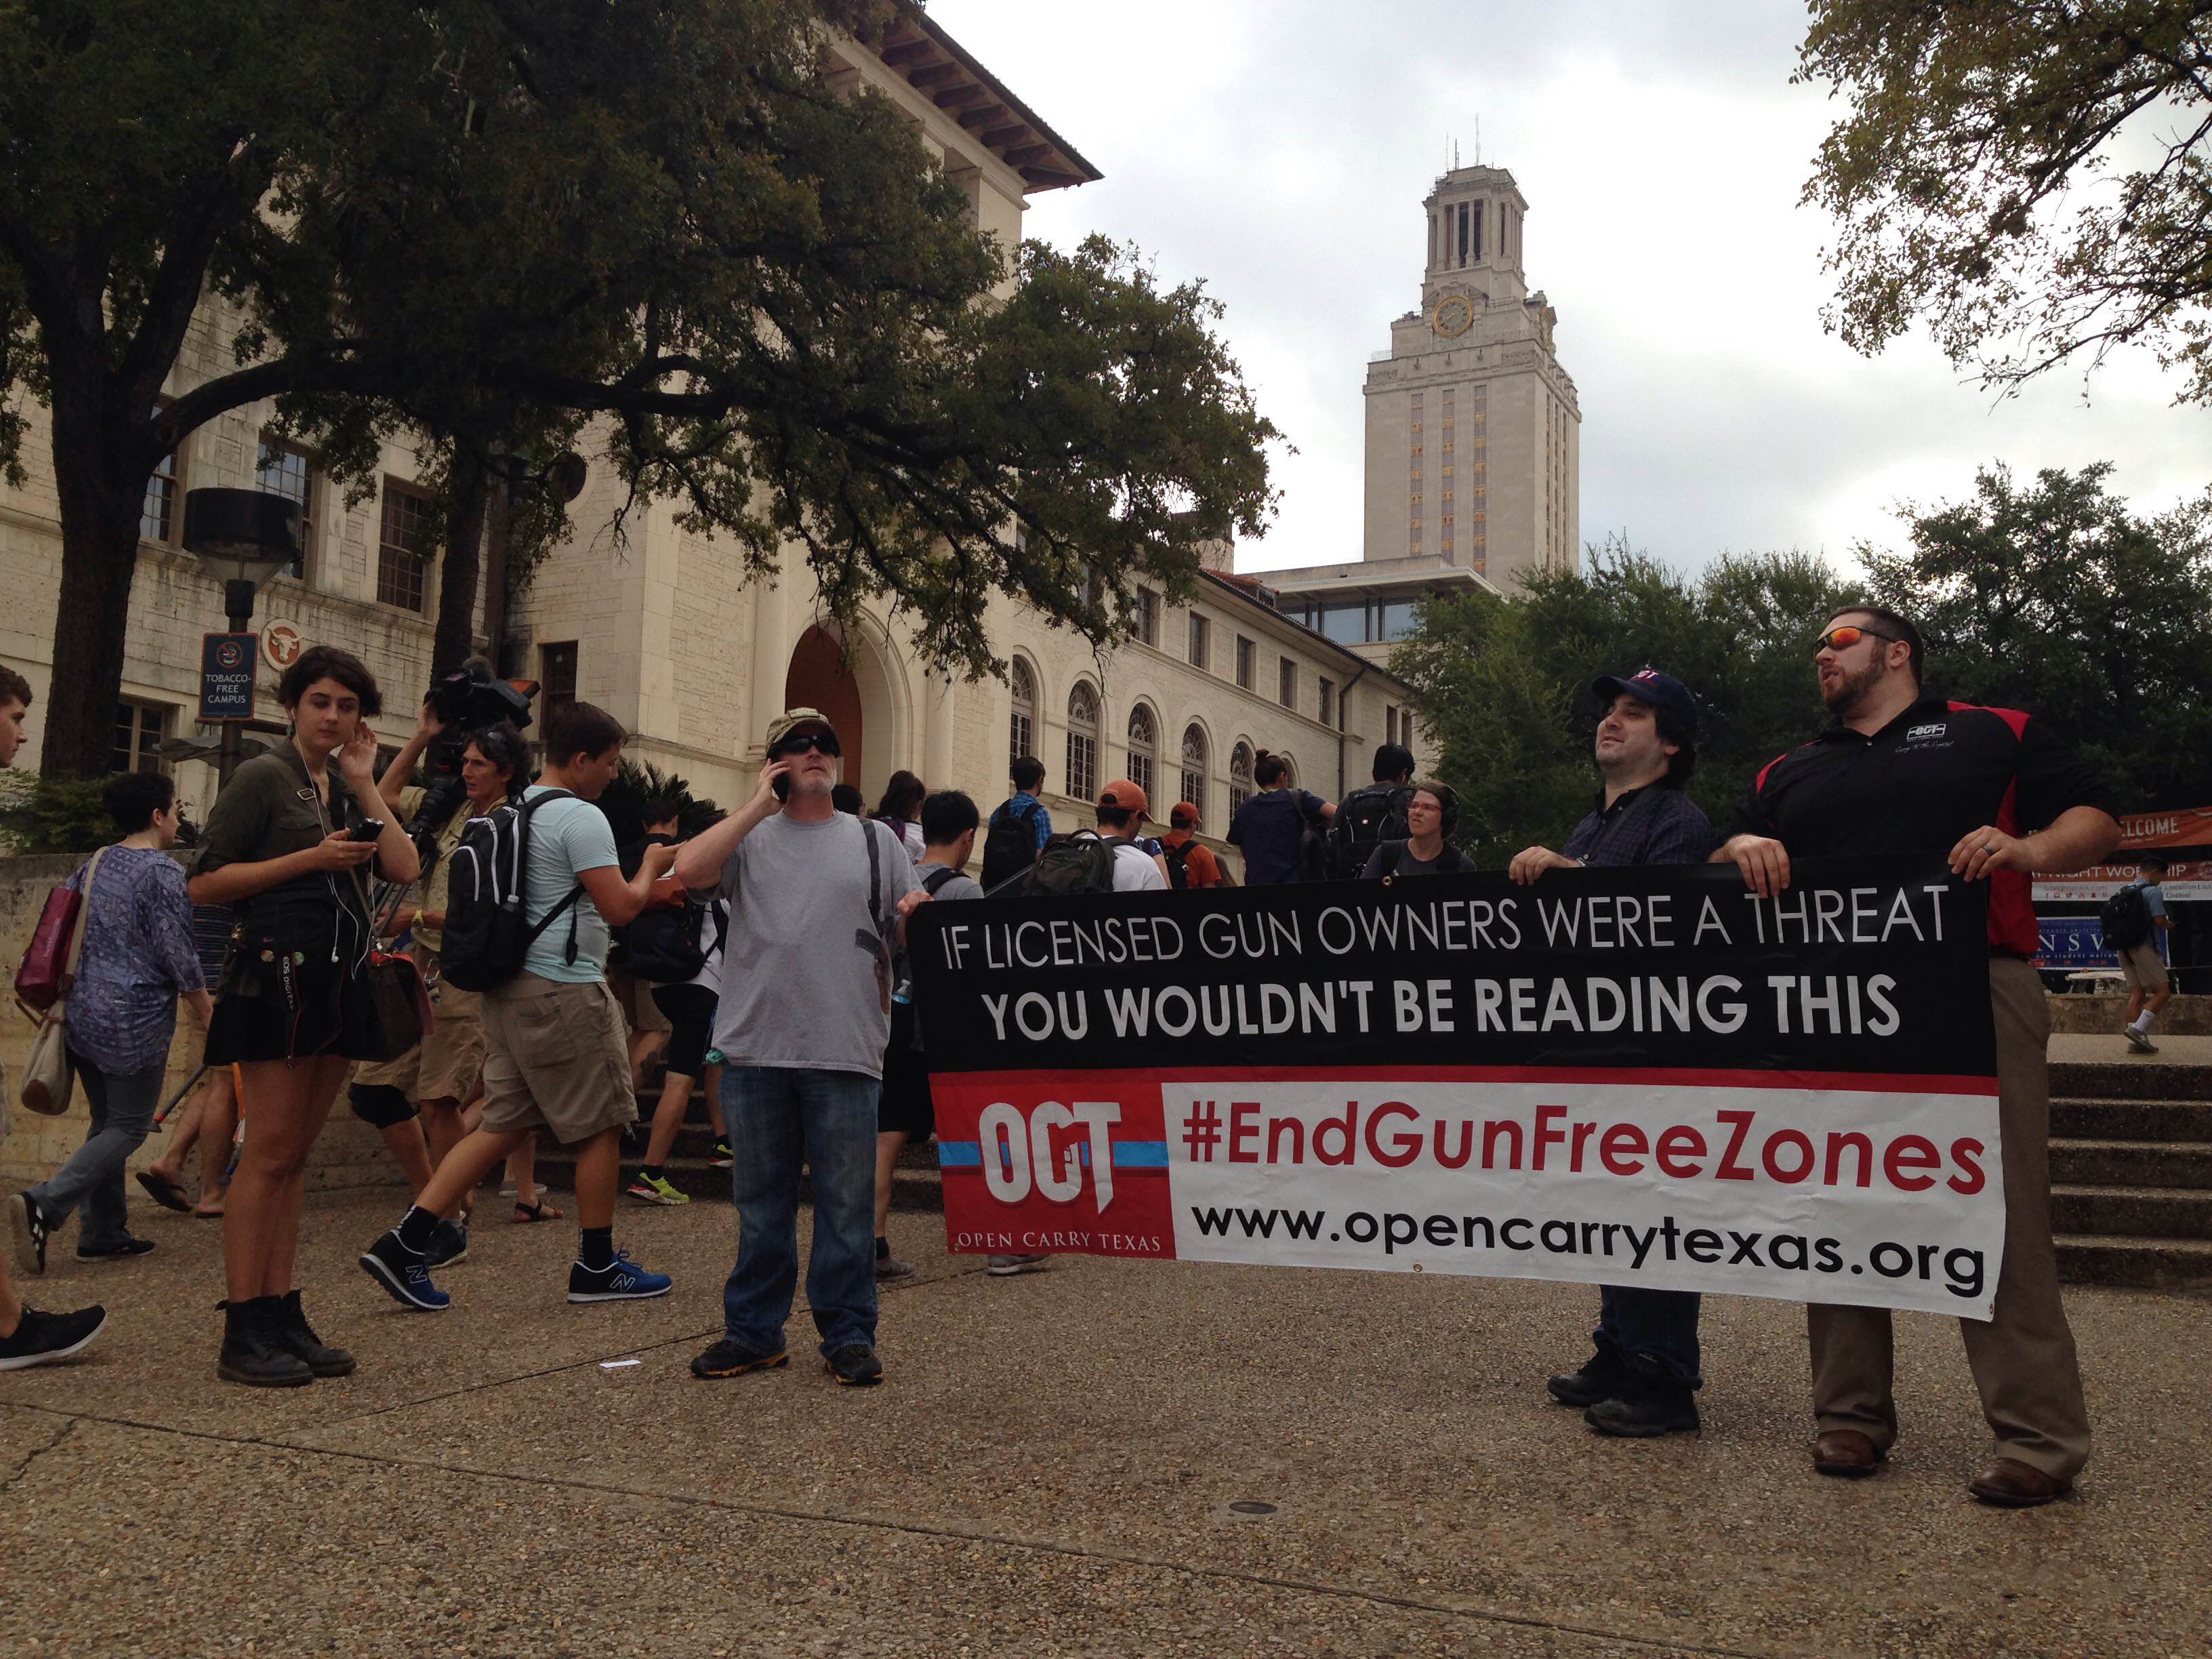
[512,1199,564,1224]
[135,1170,194,1214]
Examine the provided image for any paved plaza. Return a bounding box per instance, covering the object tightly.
[3,1168,2207,1659]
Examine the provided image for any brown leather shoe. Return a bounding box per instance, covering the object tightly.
[1968,1458,2069,1508]
[1811,1429,1883,1477]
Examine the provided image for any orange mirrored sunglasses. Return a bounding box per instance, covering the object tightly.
[1810,623,1897,657]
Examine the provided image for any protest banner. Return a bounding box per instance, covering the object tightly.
[909,857,2003,1319]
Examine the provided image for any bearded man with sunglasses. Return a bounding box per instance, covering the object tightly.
[673,709,928,1389]
[1717,605,2121,1507]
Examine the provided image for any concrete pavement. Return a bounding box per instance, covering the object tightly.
[1,1187,2207,1658]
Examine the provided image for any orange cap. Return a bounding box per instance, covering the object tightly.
[1097,779,1149,821]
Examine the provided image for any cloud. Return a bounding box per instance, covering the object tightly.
[928,0,2212,576]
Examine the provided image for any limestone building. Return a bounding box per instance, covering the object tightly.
[1268,162,1582,668]
[0,8,1410,877]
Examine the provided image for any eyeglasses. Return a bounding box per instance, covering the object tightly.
[771,732,840,758]
[1810,624,1898,657]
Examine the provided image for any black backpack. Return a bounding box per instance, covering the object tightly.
[1328,783,1408,880]
[621,895,729,983]
[1368,840,1471,882]
[1000,830,1119,897]
[440,789,585,992]
[1294,794,1330,884]
[981,798,1043,890]
[2099,883,2154,950]
[1161,839,1191,890]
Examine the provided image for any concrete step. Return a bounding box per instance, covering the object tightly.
[2050,1098,2212,1142]
[2049,1061,2212,1103]
[2051,1185,2212,1241]
[2055,1234,2212,1291]
[2049,1140,2212,1189]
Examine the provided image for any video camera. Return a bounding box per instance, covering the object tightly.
[404,660,537,843]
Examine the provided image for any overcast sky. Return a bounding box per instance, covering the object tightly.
[928,0,2212,579]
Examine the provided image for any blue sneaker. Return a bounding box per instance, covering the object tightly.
[567,1249,672,1303]
[359,1229,450,1311]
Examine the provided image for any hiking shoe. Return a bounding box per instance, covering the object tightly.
[824,1342,884,1387]
[876,1253,917,1282]
[690,1338,790,1380]
[75,1235,155,1261]
[987,1252,1050,1277]
[271,1290,356,1378]
[424,1219,469,1267]
[2126,1027,2158,1054]
[568,1250,672,1303]
[0,1304,107,1371]
[358,1229,450,1311]
[7,1191,48,1276]
[1582,1355,1701,1438]
[216,1296,314,1388]
[626,1172,690,1206]
[1546,1345,1629,1408]
[708,1139,734,1169]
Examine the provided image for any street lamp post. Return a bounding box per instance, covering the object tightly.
[182,489,299,784]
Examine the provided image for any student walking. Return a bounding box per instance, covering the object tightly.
[187,646,422,1385]
[9,773,211,1274]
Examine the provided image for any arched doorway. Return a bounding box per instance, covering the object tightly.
[782,622,908,804]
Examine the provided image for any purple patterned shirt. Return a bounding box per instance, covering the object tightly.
[64,846,205,1076]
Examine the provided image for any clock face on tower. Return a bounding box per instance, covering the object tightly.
[1431,294,1474,337]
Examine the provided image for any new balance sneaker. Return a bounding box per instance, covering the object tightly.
[358,1229,451,1311]
[824,1341,884,1387]
[625,1172,690,1206]
[0,1303,107,1371]
[424,1219,469,1268]
[568,1250,672,1303]
[987,1253,1050,1277]
[708,1140,734,1170]
[7,1191,49,1276]
[2126,1027,2159,1054]
[690,1338,790,1380]
[1545,1345,1629,1408]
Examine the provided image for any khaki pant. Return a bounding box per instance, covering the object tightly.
[1807,956,2091,1483]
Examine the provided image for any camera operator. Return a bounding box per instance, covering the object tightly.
[346,708,532,1263]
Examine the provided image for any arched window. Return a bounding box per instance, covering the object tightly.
[1066,682,1099,802]
[1126,704,1157,800]
[1229,741,1254,817]
[1009,659,1036,768]
[1277,753,1298,789]
[1180,724,1208,820]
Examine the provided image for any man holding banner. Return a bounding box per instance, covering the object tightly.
[1511,668,1715,1439]
[1719,603,2121,1507]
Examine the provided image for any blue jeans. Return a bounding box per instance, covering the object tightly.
[719,1067,880,1357]
[1595,1284,1703,1386]
[32,1054,165,1250]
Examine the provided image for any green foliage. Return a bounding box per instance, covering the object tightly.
[1859,462,2212,809]
[596,760,722,853]
[1389,541,1853,854]
[1797,0,2212,399]
[0,771,114,855]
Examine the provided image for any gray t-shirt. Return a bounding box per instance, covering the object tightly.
[713,811,920,1078]
[521,785,619,982]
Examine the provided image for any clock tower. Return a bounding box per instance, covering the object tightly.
[1363,164,1579,583]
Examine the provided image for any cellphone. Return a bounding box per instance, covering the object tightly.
[346,819,386,843]
[772,773,791,802]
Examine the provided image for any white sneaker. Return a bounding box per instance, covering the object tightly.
[2125,1027,2158,1054]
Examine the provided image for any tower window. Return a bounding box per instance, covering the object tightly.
[1471,202,1484,262]
[1456,203,1469,266]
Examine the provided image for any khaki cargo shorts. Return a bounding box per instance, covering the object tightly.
[353,947,486,1103]
[478,973,636,1146]
[2120,940,2169,994]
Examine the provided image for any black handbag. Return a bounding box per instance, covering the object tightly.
[358,945,433,1063]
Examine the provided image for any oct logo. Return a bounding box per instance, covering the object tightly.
[979,1100,1123,1210]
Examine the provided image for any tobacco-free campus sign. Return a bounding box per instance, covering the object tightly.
[199,632,258,721]
[909,859,2005,1319]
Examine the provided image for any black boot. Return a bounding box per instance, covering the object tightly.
[1545,1343,1628,1408]
[271,1290,356,1378]
[1582,1353,1700,1437]
[216,1297,313,1388]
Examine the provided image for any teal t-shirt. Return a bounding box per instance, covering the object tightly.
[521,785,619,983]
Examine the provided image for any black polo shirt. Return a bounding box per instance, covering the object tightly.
[1723,697,2118,956]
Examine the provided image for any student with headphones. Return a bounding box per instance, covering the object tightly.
[1359,781,1469,879]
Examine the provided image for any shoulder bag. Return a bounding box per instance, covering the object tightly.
[18,848,108,1115]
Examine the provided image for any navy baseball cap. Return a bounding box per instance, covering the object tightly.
[1592,667,1698,740]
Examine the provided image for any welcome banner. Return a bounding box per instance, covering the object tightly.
[908,858,2004,1319]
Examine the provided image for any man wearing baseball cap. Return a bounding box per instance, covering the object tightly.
[1161,802,1225,889]
[1094,779,1170,891]
[672,708,928,1388]
[1508,666,1718,1437]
